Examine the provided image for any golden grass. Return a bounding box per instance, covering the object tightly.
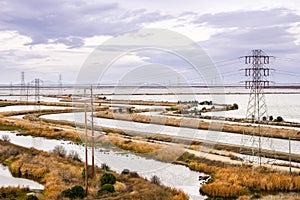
[189,161,300,198]
[0,117,81,143]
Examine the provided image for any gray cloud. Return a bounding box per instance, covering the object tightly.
[193,8,300,28]
[0,0,171,47]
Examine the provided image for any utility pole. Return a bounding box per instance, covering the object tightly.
[90,85,95,178]
[84,100,88,195]
[289,136,292,175]
[241,49,274,166]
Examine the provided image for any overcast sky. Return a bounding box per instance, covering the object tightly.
[1,0,300,85]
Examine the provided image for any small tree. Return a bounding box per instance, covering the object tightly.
[100,173,116,186]
[269,115,273,121]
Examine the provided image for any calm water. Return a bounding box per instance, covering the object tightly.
[0,163,44,190]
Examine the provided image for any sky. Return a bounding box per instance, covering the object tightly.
[1,0,300,85]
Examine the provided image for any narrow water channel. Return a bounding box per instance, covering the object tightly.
[0,163,44,190]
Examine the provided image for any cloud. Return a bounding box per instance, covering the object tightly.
[0,0,171,47]
[193,8,300,28]
[1,1,300,84]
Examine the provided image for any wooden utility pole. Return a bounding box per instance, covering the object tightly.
[289,136,292,175]
[90,85,95,178]
[84,100,88,195]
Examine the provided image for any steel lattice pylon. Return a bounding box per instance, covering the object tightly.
[20,72,25,101]
[241,49,275,165]
[245,49,270,121]
[34,78,41,102]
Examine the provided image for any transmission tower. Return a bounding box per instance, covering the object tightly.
[244,49,272,121]
[20,72,25,101]
[34,78,41,102]
[10,82,13,95]
[241,49,275,165]
[58,74,63,95]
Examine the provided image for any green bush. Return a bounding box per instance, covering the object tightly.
[100,173,116,186]
[98,184,115,195]
[26,195,38,200]
[232,103,238,110]
[273,116,284,122]
[61,185,86,199]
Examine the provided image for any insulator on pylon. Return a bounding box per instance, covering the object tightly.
[264,56,269,64]
[245,56,251,64]
[263,69,269,76]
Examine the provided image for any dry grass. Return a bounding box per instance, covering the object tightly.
[189,161,300,198]
[0,117,81,143]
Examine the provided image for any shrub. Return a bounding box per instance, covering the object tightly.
[274,116,283,122]
[269,116,273,121]
[100,173,116,186]
[82,167,93,179]
[53,145,66,157]
[101,163,110,171]
[232,103,239,110]
[1,135,10,142]
[61,185,86,199]
[129,171,140,178]
[26,195,38,200]
[98,184,115,195]
[151,175,161,185]
[68,150,81,161]
[251,193,261,199]
[121,169,130,175]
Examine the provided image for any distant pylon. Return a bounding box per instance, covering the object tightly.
[241,49,275,165]
[58,74,63,95]
[10,82,13,95]
[20,72,25,101]
[34,78,41,102]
